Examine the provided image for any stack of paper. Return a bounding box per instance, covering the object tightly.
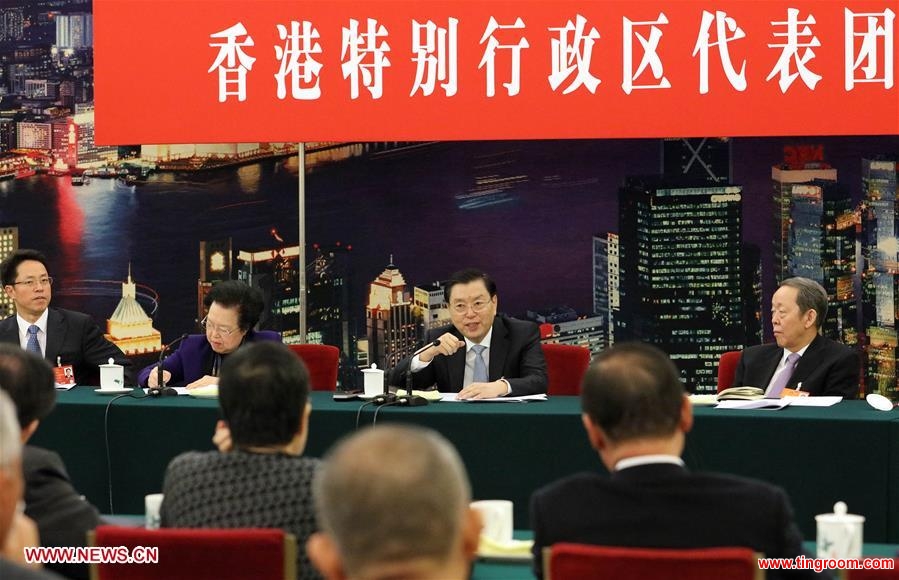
[716,399,791,410]
[440,393,548,403]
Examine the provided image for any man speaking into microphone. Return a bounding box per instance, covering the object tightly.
[392,269,547,399]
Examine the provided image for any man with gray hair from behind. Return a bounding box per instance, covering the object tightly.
[306,425,482,580]
[0,390,62,579]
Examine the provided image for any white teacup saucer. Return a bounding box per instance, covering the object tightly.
[866,393,895,411]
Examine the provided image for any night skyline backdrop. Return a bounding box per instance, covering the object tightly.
[3,136,898,336]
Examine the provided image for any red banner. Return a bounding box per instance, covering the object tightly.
[94,0,899,143]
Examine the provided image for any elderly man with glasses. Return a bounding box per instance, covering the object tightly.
[392,268,547,399]
[137,280,281,389]
[0,249,131,386]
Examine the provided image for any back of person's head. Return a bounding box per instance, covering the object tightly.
[218,341,309,448]
[0,389,21,470]
[0,343,56,431]
[0,248,49,287]
[0,389,23,547]
[204,280,265,331]
[312,425,472,577]
[581,342,685,443]
[779,276,829,329]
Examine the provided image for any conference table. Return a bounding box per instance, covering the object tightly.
[31,388,899,543]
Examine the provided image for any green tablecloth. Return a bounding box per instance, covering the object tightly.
[31,389,899,543]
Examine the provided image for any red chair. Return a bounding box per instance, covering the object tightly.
[846,561,899,579]
[89,526,296,580]
[717,350,743,394]
[547,543,762,580]
[541,343,591,396]
[288,344,339,391]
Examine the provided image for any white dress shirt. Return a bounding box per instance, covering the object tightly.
[614,454,686,472]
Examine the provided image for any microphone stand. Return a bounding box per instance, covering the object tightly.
[396,339,440,407]
[150,333,188,397]
[372,364,397,406]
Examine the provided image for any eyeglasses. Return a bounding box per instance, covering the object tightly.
[451,299,491,314]
[12,277,53,289]
[200,317,237,337]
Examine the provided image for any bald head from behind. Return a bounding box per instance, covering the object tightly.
[580,342,693,471]
[307,425,482,580]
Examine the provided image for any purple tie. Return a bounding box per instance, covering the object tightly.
[766,352,800,398]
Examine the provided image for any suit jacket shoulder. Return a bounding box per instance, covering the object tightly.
[250,330,282,342]
[530,465,811,580]
[47,307,132,385]
[23,445,100,537]
[0,560,66,580]
[734,336,859,398]
[0,314,19,344]
[491,315,547,396]
[23,445,100,580]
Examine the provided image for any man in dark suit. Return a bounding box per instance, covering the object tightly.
[392,269,546,399]
[0,249,131,387]
[0,389,65,580]
[732,277,858,399]
[0,344,100,580]
[530,343,820,579]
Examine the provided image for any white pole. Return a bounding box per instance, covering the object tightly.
[298,142,307,342]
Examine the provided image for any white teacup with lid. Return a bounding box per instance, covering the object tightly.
[470,500,514,544]
[361,363,384,397]
[816,501,864,559]
[99,358,125,390]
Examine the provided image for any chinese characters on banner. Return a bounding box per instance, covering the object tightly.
[94,1,898,143]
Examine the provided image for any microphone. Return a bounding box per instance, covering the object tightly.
[150,333,188,397]
[375,339,440,406]
[397,339,442,407]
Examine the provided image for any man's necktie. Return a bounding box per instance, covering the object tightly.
[471,345,488,383]
[766,352,800,398]
[26,324,42,355]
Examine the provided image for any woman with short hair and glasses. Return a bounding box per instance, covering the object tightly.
[137,280,280,389]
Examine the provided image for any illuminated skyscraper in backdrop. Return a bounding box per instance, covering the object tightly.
[860,157,899,399]
[365,260,419,370]
[55,13,93,49]
[0,227,19,318]
[617,176,746,393]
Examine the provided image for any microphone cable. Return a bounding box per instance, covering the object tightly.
[354,401,378,430]
[371,401,400,426]
[103,390,152,514]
